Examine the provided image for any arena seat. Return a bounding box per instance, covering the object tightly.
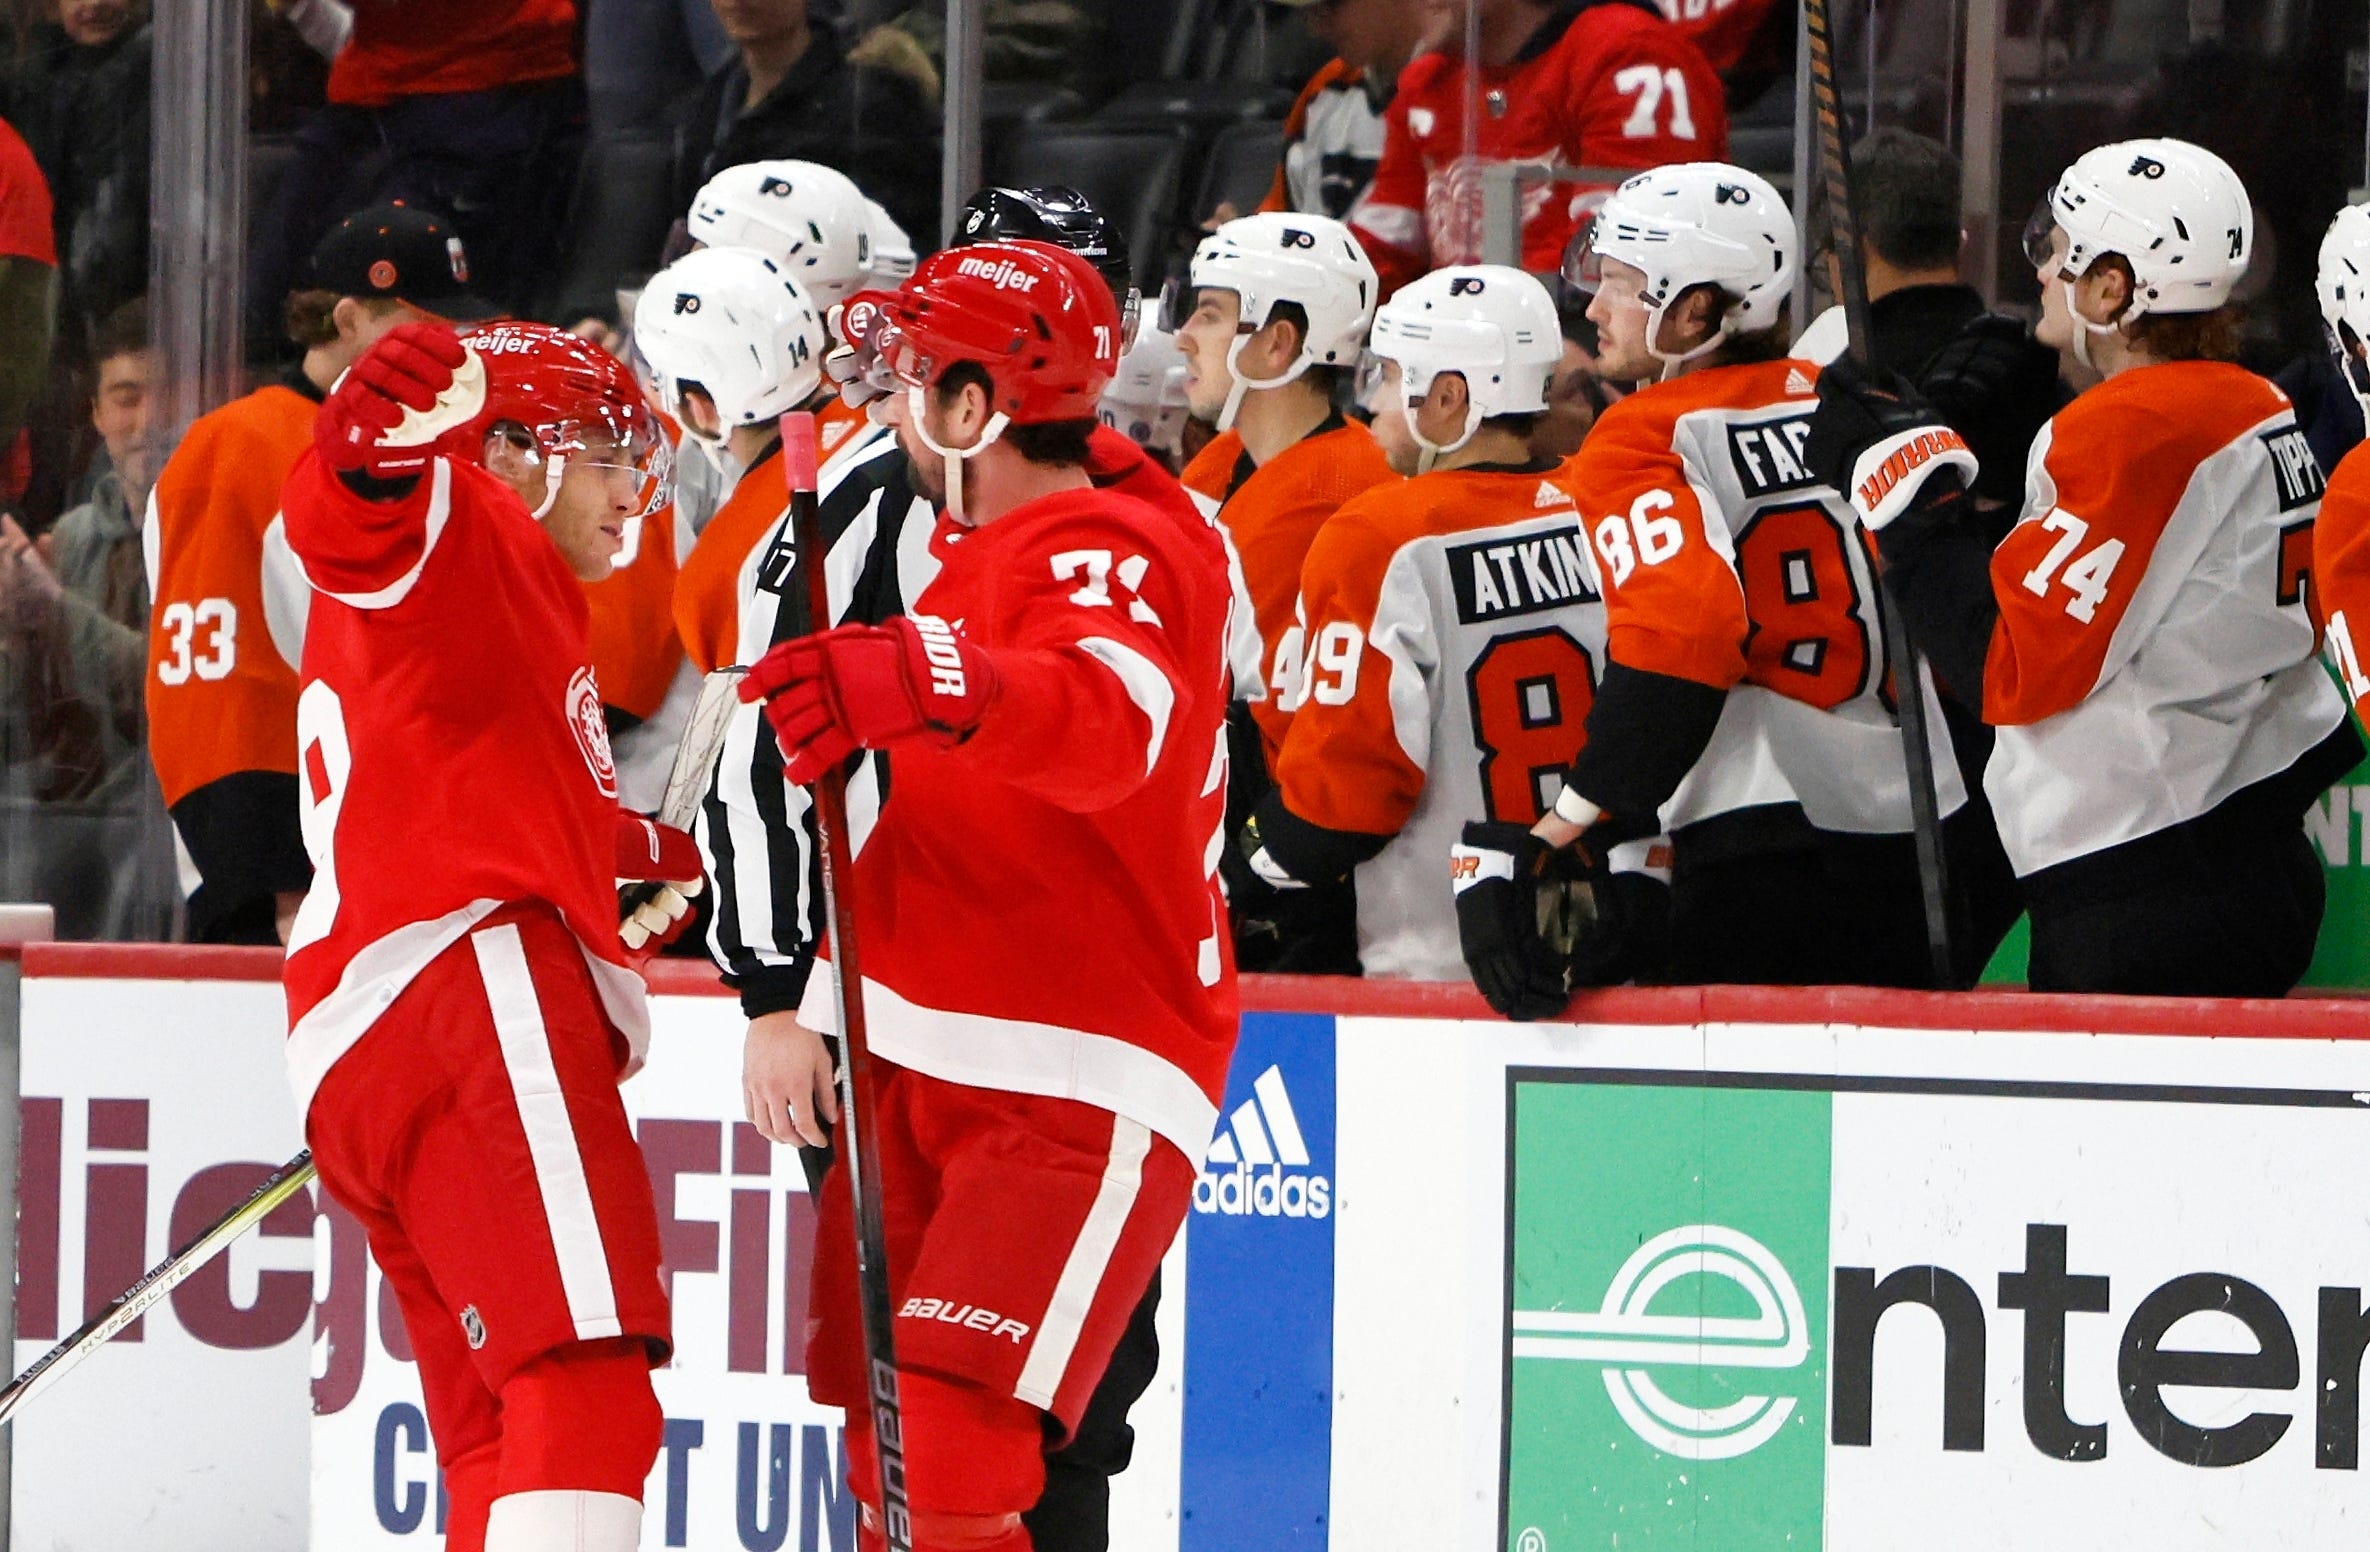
[1193,118,1287,223]
[988,126,1194,288]
[537,130,679,325]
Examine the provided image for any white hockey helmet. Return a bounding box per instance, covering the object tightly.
[1098,317,1190,459]
[864,198,917,287]
[1564,162,1795,376]
[1180,210,1379,430]
[686,160,875,309]
[2318,201,2370,420]
[2022,138,2252,319]
[632,245,826,447]
[1365,263,1560,472]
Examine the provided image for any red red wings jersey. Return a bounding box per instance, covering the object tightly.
[2318,442,2370,729]
[797,485,1240,1160]
[329,0,577,106]
[1567,358,1964,835]
[1276,463,1605,978]
[1655,0,1780,73]
[278,452,648,1118]
[1986,361,2345,875]
[1351,0,1727,296]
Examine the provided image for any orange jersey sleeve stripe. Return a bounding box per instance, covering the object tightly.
[582,503,683,720]
[673,450,790,676]
[1983,363,2297,726]
[1565,382,1751,691]
[145,385,316,805]
[2314,443,2370,723]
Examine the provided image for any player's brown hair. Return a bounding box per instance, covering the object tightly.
[936,361,1097,465]
[1667,283,1788,368]
[2093,257,2246,362]
[283,289,406,349]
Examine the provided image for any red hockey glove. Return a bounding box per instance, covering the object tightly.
[738,614,1001,786]
[616,812,704,962]
[615,811,704,884]
[315,322,468,476]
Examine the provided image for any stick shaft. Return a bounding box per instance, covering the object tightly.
[782,411,913,1552]
[1802,0,1958,987]
[0,1151,316,1429]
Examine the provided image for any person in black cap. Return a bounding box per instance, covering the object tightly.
[146,203,496,946]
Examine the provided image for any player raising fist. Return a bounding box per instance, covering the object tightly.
[738,240,1239,1552]
[280,320,694,1552]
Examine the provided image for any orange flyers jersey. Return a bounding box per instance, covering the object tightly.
[581,502,683,722]
[1567,358,1964,836]
[1274,463,1605,979]
[1201,419,1399,767]
[1351,0,1726,296]
[145,383,317,808]
[1180,430,1240,509]
[2318,441,2370,732]
[1987,361,2344,876]
[672,402,874,677]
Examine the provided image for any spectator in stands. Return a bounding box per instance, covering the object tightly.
[1244,0,1434,224]
[673,0,941,250]
[152,204,496,945]
[0,298,171,939]
[0,0,149,336]
[586,0,732,135]
[1350,0,1726,297]
[0,114,55,509]
[244,0,582,351]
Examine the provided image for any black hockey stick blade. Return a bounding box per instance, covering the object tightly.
[1801,0,1959,986]
[0,1150,316,1429]
[782,410,915,1552]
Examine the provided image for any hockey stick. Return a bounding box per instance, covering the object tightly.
[1802,0,1958,987]
[783,410,913,1552]
[0,1150,316,1429]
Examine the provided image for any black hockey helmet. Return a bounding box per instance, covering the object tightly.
[953,185,1134,302]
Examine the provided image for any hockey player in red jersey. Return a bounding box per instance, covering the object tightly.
[281,320,700,1552]
[1461,163,1976,1010]
[737,239,1238,1552]
[2315,203,2370,733]
[1813,140,2358,996]
[1350,0,1728,298]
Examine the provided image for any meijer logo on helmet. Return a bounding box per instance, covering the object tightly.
[954,254,1042,293]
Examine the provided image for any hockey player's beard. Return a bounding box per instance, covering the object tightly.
[903,445,947,508]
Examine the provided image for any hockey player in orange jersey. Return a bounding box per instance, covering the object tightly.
[1813,139,2357,996]
[2315,204,2370,744]
[1463,163,1977,1013]
[147,202,498,943]
[1172,211,1395,971]
[1240,262,1666,986]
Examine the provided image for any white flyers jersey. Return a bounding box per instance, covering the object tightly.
[1272,464,1608,979]
[1567,358,1966,837]
[1981,361,2347,875]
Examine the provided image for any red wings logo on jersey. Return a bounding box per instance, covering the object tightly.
[568,665,618,798]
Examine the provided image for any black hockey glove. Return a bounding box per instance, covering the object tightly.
[1567,868,1671,989]
[1917,313,2066,513]
[1805,355,1978,532]
[1452,821,1580,1021]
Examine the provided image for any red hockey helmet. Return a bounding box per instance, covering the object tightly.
[451,321,672,519]
[848,239,1124,424]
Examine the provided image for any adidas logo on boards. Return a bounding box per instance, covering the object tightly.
[1194,1064,1332,1219]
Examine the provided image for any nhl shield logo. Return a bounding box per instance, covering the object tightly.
[568,666,619,799]
[460,1305,487,1350]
